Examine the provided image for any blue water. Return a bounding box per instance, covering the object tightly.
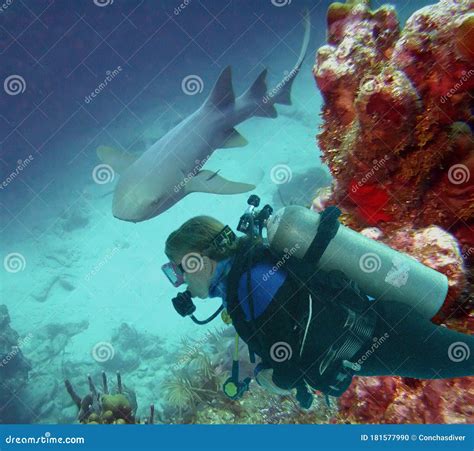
[0,0,437,424]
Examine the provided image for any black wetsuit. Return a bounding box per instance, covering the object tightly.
[225,240,474,398]
[354,299,474,379]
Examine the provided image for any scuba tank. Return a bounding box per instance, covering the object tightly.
[266,205,449,321]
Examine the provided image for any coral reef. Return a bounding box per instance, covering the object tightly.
[161,329,338,424]
[314,0,473,252]
[313,0,473,424]
[335,375,474,424]
[65,371,155,424]
[0,305,32,423]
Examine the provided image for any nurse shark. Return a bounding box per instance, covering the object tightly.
[98,13,310,223]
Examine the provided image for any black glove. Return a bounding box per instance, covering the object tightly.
[296,384,313,409]
[171,290,196,317]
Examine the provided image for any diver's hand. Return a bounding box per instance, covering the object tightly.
[171,290,196,317]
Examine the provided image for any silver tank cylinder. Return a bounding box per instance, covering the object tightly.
[266,206,448,320]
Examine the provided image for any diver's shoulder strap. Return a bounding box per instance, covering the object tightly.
[303,206,341,265]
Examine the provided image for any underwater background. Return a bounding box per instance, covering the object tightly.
[1,0,472,424]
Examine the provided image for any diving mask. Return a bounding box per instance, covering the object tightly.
[161,261,185,287]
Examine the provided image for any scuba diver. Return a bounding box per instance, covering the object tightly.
[162,195,474,409]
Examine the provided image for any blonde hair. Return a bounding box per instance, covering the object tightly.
[165,216,241,262]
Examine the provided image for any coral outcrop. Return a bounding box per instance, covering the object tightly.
[0,305,32,423]
[65,371,155,424]
[313,0,473,424]
[314,0,473,253]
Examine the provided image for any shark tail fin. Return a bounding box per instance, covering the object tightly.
[272,9,310,106]
[204,66,235,111]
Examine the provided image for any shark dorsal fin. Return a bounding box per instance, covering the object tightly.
[96,146,139,174]
[205,66,235,111]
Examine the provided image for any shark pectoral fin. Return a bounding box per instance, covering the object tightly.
[185,170,256,195]
[221,128,248,148]
[96,146,139,174]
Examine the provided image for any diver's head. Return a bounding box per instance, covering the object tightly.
[164,216,238,298]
